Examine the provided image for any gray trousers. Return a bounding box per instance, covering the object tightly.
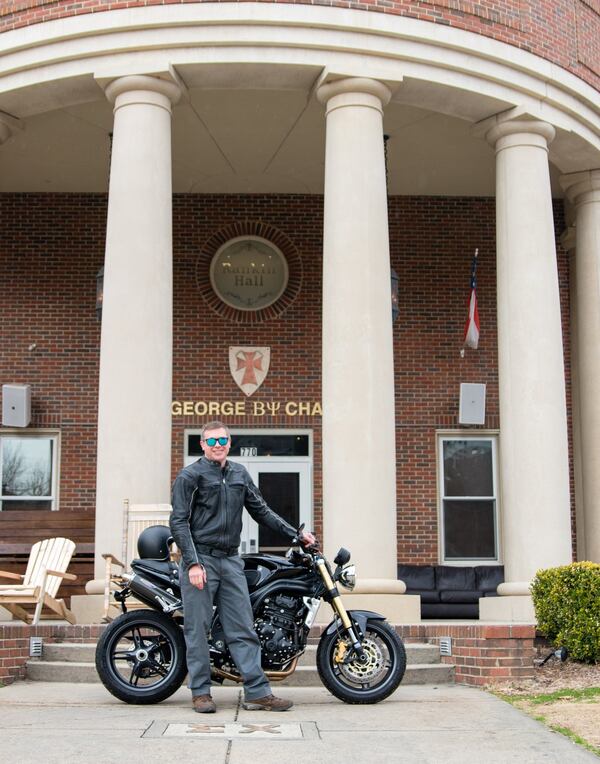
[180,553,271,700]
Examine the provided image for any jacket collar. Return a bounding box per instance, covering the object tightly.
[201,455,229,472]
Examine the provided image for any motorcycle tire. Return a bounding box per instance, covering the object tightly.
[316,619,406,704]
[96,609,187,705]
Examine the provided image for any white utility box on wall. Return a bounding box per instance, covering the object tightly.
[2,384,32,427]
[459,383,486,425]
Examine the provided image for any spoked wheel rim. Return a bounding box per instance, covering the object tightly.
[331,627,396,691]
[105,619,182,694]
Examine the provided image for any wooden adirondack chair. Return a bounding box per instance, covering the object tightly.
[0,537,77,625]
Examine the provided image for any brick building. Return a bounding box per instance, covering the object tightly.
[0,0,598,620]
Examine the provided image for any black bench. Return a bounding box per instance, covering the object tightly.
[397,564,504,619]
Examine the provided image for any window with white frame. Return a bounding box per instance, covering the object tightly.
[438,434,499,562]
[0,432,59,511]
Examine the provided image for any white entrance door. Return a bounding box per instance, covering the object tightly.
[183,430,313,555]
[232,459,312,554]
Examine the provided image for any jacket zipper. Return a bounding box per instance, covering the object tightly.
[220,464,228,549]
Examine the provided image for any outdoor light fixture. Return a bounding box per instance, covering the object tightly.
[383,134,399,324]
[96,266,104,321]
[391,268,399,323]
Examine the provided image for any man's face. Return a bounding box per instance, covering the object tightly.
[201,427,231,466]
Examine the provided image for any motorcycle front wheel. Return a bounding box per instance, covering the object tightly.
[316,619,406,704]
[96,610,187,704]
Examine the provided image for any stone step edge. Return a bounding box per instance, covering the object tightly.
[25,658,454,671]
[41,641,440,652]
[39,642,441,666]
[26,661,455,674]
[40,642,440,653]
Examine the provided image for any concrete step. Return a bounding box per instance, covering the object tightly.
[27,660,99,683]
[278,662,455,687]
[42,643,97,663]
[40,641,442,666]
[27,659,454,686]
[297,643,440,666]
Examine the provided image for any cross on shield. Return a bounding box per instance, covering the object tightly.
[229,347,271,397]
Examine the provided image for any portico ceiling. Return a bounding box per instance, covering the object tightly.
[0,66,565,197]
[1,0,598,198]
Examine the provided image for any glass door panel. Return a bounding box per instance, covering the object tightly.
[256,471,300,551]
[241,461,311,555]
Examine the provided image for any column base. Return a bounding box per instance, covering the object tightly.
[479,595,536,623]
[316,593,421,624]
[75,582,149,623]
[70,594,106,624]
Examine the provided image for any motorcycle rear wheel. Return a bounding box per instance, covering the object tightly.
[96,609,187,705]
[316,620,406,704]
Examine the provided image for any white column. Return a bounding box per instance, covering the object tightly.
[561,170,600,563]
[486,118,572,600]
[94,75,181,578]
[561,226,586,561]
[317,78,398,582]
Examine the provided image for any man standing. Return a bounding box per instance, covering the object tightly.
[170,421,315,714]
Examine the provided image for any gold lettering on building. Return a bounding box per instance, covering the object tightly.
[172,400,321,418]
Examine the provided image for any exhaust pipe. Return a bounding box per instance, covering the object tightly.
[126,573,182,614]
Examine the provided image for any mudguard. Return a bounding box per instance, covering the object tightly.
[324,609,387,637]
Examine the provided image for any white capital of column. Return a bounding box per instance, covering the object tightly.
[486,118,572,594]
[94,75,181,578]
[561,169,600,564]
[317,78,399,582]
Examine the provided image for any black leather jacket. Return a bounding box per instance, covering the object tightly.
[170,456,297,569]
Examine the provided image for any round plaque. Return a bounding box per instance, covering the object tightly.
[210,236,289,311]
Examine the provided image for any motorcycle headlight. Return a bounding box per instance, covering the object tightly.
[338,563,356,591]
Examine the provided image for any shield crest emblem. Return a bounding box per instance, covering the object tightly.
[229,347,271,397]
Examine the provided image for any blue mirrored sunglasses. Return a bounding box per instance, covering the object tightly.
[204,436,229,447]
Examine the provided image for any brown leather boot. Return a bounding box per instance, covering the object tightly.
[242,694,293,712]
[192,694,216,713]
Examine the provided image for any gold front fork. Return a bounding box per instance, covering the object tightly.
[316,559,353,629]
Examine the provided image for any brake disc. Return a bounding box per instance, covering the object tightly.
[338,636,385,683]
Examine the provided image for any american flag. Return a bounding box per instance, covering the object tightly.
[461,249,480,357]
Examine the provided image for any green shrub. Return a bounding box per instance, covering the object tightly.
[531,561,600,663]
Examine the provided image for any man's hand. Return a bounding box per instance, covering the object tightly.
[299,530,317,547]
[188,563,207,590]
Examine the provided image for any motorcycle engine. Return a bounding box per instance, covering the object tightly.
[254,594,304,668]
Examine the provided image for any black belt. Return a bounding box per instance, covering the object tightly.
[196,544,238,558]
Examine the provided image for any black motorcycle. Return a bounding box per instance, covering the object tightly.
[95,525,406,705]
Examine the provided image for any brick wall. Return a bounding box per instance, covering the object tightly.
[0,622,106,684]
[0,0,598,90]
[0,193,573,578]
[399,622,536,685]
[0,621,535,686]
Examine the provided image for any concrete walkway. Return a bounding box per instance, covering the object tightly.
[0,681,597,763]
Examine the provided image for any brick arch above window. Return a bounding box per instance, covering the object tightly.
[195,220,303,324]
